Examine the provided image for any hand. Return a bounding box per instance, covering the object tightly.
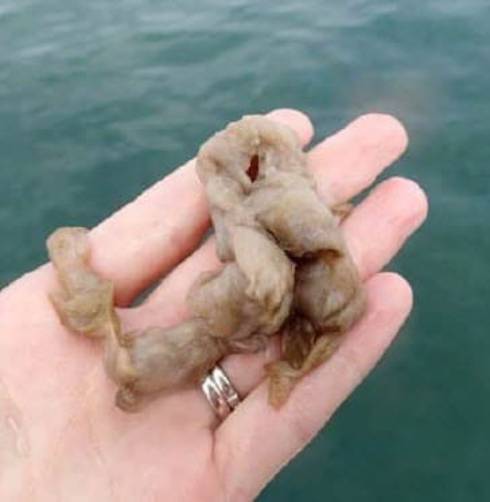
[0,109,427,501]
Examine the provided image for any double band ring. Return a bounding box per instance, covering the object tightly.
[201,365,241,420]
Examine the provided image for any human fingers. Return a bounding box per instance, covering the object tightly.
[137,111,409,313]
[308,113,408,205]
[69,112,404,307]
[133,176,427,334]
[85,109,314,305]
[80,112,405,306]
[213,272,413,501]
[215,176,427,395]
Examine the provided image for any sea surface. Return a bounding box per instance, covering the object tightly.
[1,1,489,500]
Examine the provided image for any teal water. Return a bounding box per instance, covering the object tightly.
[1,1,489,500]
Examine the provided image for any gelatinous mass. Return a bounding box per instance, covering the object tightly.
[47,115,365,412]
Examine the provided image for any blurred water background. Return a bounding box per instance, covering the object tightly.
[1,0,489,500]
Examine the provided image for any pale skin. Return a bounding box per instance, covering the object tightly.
[0,110,428,501]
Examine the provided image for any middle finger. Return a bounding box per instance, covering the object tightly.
[124,176,427,337]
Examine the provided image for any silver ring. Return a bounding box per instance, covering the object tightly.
[211,366,241,410]
[201,364,241,420]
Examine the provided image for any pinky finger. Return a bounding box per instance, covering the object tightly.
[213,272,413,501]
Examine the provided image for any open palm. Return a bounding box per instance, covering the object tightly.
[0,109,427,501]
